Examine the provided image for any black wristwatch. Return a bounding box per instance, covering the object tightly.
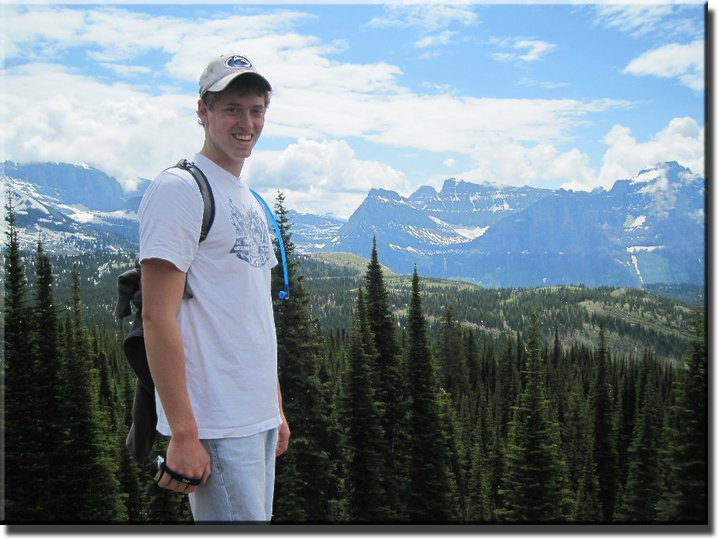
[153,455,201,486]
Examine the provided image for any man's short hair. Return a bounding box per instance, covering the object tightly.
[201,74,271,110]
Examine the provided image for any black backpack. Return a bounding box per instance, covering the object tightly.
[115,159,288,464]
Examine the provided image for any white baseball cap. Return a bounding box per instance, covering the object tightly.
[198,54,272,97]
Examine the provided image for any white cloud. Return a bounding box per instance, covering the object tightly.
[2,51,630,191]
[368,5,477,58]
[3,6,312,78]
[454,116,703,193]
[421,81,456,95]
[367,4,478,32]
[3,5,695,218]
[490,38,556,63]
[461,137,596,189]
[245,138,410,218]
[2,6,630,160]
[1,63,202,191]
[623,40,704,91]
[100,63,152,77]
[443,158,456,168]
[637,169,676,217]
[593,117,704,190]
[518,77,569,90]
[2,6,86,59]
[594,4,675,37]
[492,52,515,63]
[347,95,629,155]
[593,4,703,40]
[415,31,458,49]
[515,40,556,62]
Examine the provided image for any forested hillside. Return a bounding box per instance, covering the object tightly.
[2,195,706,524]
[298,252,697,362]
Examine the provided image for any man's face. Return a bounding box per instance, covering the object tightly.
[198,90,266,174]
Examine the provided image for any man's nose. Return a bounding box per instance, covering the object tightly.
[236,111,252,128]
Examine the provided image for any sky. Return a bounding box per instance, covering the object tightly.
[0,1,706,218]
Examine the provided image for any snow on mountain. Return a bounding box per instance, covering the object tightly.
[328,162,704,287]
[1,160,704,289]
[409,178,552,228]
[331,188,467,261]
[287,210,345,253]
[0,160,150,252]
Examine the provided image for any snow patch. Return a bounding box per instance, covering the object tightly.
[454,225,489,240]
[630,255,644,284]
[626,245,662,253]
[62,205,99,224]
[631,167,664,184]
[388,243,419,253]
[489,201,511,213]
[623,214,646,229]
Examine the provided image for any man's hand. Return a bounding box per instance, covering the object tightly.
[276,383,290,456]
[157,435,211,494]
[276,419,290,457]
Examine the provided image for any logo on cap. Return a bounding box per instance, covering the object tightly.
[225,55,252,69]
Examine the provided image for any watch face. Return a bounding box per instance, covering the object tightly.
[153,455,165,481]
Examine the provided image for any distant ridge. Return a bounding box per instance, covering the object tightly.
[1,160,704,289]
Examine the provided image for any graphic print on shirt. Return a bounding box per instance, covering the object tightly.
[228,197,272,267]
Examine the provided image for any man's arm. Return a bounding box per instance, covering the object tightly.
[276,381,290,456]
[141,258,211,492]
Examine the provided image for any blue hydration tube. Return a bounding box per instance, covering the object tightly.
[251,190,289,300]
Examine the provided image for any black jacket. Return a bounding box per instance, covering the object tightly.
[115,262,157,465]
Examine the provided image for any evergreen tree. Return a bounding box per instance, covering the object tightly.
[616,357,638,489]
[614,354,664,522]
[341,290,389,521]
[56,265,125,521]
[496,338,516,440]
[119,442,147,521]
[30,239,66,519]
[364,236,409,518]
[271,192,341,521]
[437,387,465,520]
[2,210,694,524]
[546,327,568,430]
[497,313,572,522]
[96,351,119,429]
[3,194,36,521]
[405,268,453,521]
[592,326,618,521]
[118,364,148,522]
[656,306,707,522]
[466,423,491,522]
[563,365,601,522]
[437,305,470,401]
[465,330,481,390]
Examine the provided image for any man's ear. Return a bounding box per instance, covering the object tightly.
[197,98,208,127]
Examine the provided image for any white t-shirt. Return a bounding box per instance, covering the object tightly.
[139,153,281,439]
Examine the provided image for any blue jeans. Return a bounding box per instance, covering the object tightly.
[188,427,278,522]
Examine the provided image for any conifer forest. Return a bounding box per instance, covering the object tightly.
[2,194,707,524]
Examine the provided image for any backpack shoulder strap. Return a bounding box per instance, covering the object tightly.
[175,159,215,243]
[250,189,290,300]
[172,161,289,300]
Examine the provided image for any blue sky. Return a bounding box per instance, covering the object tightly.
[1,2,705,217]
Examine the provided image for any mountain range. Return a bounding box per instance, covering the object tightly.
[1,160,704,288]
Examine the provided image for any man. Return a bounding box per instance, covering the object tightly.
[138,53,290,522]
